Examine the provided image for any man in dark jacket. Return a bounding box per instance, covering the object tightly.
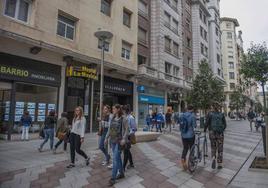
[205,103,226,170]
[247,108,256,132]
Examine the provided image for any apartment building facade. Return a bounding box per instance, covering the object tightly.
[0,0,138,138]
[136,0,187,125]
[220,17,240,113]
[191,0,210,74]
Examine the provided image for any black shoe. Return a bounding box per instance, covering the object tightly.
[212,159,216,169]
[217,165,223,170]
[109,179,116,186]
[86,157,90,166]
[127,164,134,169]
[66,163,75,168]
[116,173,125,180]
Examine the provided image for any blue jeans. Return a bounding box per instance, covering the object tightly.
[40,128,54,150]
[99,128,110,162]
[111,142,123,180]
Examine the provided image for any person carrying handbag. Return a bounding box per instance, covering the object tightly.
[104,104,129,186]
[122,104,137,171]
[53,112,69,154]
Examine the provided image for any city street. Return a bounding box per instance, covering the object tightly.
[0,120,267,188]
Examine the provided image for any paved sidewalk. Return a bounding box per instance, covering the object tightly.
[0,120,266,188]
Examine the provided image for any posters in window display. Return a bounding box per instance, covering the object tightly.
[15,115,21,122]
[38,103,46,109]
[27,102,36,109]
[16,102,24,108]
[15,108,24,115]
[37,116,45,122]
[38,103,46,122]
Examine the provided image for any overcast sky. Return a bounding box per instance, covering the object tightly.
[220,0,268,51]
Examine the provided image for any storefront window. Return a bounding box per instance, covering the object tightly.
[0,82,12,134]
[13,83,58,133]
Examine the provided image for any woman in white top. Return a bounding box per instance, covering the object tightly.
[67,106,90,168]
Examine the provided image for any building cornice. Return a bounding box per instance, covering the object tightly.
[192,0,211,17]
[220,17,240,27]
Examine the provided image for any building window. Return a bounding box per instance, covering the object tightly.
[203,15,207,24]
[138,27,147,44]
[165,62,172,74]
[172,19,178,34]
[164,11,171,28]
[200,43,204,55]
[217,54,220,63]
[98,39,110,52]
[57,14,75,40]
[204,30,207,41]
[173,66,180,77]
[165,36,171,53]
[4,0,31,22]
[200,26,203,38]
[227,32,232,39]
[204,46,208,57]
[101,0,112,16]
[228,55,234,59]
[216,27,219,36]
[138,55,147,65]
[199,9,202,20]
[121,41,132,60]
[187,37,191,48]
[123,8,131,27]
[228,46,233,49]
[226,22,231,28]
[229,72,235,79]
[230,83,235,90]
[173,42,179,57]
[218,69,221,76]
[138,0,148,15]
[229,62,234,69]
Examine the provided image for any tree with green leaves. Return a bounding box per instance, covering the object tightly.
[229,86,247,120]
[187,60,224,114]
[241,42,268,162]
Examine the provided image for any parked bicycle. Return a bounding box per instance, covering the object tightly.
[188,130,208,173]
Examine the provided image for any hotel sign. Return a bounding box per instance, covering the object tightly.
[66,66,98,80]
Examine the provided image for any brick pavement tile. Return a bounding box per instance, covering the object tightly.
[157,181,177,188]
[83,182,105,188]
[87,174,103,183]
[151,173,168,184]
[40,180,60,188]
[192,174,210,184]
[141,178,159,188]
[139,171,153,180]
[204,181,225,188]
[210,176,229,186]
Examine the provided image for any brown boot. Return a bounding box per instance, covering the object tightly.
[181,159,187,171]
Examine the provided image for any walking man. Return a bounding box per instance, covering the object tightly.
[205,103,227,169]
[247,108,256,132]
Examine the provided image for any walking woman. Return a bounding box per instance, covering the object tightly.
[105,104,129,186]
[123,104,137,171]
[39,110,56,152]
[54,112,69,153]
[67,106,90,168]
[20,111,32,141]
[98,105,112,165]
[165,109,172,132]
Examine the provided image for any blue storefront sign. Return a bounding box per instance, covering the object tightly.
[138,95,165,105]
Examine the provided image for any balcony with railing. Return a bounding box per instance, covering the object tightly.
[138,9,149,19]
[164,21,171,29]
[171,26,178,35]
[138,64,158,79]
[164,0,178,12]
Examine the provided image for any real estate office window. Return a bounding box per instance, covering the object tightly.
[4,0,31,23]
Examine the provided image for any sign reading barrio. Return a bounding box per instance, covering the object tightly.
[66,66,98,80]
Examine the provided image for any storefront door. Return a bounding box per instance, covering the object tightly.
[0,82,12,135]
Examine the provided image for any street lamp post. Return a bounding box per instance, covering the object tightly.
[94,30,113,122]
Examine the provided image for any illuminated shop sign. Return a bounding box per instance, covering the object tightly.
[66,66,98,80]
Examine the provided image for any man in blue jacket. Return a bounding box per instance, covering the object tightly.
[180,105,196,170]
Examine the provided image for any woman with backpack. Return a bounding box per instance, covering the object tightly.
[104,104,129,186]
[180,105,196,170]
[53,112,69,153]
[66,106,90,168]
[20,111,32,141]
[39,110,57,152]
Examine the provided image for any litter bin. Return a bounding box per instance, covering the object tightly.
[200,117,205,129]
[262,124,266,155]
